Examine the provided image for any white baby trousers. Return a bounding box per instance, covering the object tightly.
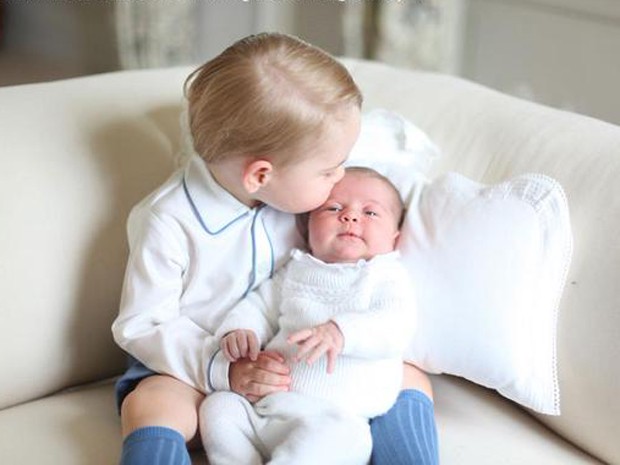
[200,391,372,465]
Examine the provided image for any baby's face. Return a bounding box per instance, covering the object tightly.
[307,172,401,263]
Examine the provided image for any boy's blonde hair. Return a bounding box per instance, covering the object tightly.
[184,32,363,165]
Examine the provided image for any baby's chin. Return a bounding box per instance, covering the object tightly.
[315,249,369,264]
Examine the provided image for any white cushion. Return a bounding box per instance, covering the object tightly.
[400,172,572,415]
[347,108,440,183]
[346,109,571,415]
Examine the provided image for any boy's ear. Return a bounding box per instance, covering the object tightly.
[243,159,273,194]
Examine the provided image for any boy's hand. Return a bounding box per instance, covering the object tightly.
[221,329,260,362]
[229,351,291,402]
[287,321,344,374]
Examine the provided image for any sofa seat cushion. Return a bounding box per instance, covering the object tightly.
[0,376,599,465]
[0,381,121,464]
[0,379,207,464]
[432,375,601,464]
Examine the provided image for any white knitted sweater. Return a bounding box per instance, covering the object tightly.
[218,249,416,418]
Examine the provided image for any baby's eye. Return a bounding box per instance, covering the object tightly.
[325,205,342,212]
[364,210,378,217]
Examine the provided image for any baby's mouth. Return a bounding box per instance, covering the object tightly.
[338,232,362,240]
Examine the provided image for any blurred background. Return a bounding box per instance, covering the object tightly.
[1,0,619,125]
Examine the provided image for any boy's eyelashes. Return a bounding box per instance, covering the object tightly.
[323,163,346,178]
[323,169,339,178]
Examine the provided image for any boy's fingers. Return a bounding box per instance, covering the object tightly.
[255,352,290,375]
[260,350,286,364]
[247,382,289,399]
[246,394,259,403]
[230,355,291,402]
[252,370,291,388]
[242,365,291,398]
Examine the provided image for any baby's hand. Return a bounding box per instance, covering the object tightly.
[221,329,260,362]
[287,321,344,374]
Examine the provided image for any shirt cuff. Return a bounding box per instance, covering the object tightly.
[207,349,231,392]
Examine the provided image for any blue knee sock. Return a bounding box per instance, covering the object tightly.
[370,389,439,465]
[120,426,191,465]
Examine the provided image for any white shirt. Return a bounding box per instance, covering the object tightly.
[217,250,417,417]
[112,155,304,393]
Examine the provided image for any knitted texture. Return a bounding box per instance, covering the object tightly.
[220,250,416,418]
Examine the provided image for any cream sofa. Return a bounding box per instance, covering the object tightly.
[1,58,618,465]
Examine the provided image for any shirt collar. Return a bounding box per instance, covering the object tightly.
[183,155,253,233]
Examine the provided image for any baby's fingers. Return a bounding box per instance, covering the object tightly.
[326,348,338,374]
[293,335,321,362]
[222,331,258,361]
[287,328,313,344]
[304,340,330,366]
[222,336,240,361]
[247,332,260,361]
[236,334,248,359]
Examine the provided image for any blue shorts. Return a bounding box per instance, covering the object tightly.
[114,355,157,413]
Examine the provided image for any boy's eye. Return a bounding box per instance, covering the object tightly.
[326,205,342,212]
[365,210,378,217]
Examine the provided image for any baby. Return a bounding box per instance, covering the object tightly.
[200,167,416,465]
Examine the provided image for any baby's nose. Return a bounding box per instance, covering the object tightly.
[340,211,359,222]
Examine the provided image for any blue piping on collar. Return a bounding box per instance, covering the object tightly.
[243,203,269,298]
[262,215,275,279]
[182,177,273,298]
[182,177,249,235]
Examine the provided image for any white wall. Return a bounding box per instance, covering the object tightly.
[3,1,118,75]
[194,1,344,62]
[459,0,620,125]
[194,1,258,62]
[2,0,619,126]
[0,1,345,86]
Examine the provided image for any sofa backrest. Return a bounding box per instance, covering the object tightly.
[0,66,192,409]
